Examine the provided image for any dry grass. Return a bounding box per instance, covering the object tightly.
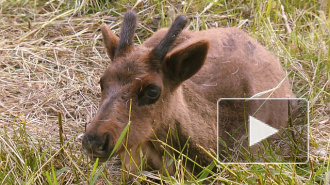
[0,0,329,184]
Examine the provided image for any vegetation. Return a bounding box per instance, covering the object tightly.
[0,0,329,184]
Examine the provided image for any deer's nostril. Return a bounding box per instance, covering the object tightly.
[101,134,110,151]
[82,133,111,155]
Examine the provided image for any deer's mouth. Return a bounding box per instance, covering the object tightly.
[82,148,112,162]
[89,155,111,162]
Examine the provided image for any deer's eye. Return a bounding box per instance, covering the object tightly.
[138,84,161,106]
[147,86,160,98]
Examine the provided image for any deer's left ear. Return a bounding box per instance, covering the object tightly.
[100,23,119,61]
[162,40,209,88]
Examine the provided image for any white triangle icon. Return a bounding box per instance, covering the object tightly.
[249,116,278,146]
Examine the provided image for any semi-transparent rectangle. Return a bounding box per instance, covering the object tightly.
[217,98,308,164]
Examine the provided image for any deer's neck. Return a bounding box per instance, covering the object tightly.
[160,82,217,164]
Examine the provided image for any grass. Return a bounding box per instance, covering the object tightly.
[0,0,329,184]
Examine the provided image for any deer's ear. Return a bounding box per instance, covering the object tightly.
[100,23,119,61]
[162,40,209,88]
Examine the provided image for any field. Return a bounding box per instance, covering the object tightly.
[0,0,329,184]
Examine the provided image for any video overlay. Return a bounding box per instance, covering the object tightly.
[217,98,308,164]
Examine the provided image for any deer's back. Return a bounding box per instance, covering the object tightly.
[144,27,295,101]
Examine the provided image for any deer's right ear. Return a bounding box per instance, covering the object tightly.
[100,23,119,61]
[162,40,209,89]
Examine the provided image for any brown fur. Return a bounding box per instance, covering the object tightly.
[82,11,295,174]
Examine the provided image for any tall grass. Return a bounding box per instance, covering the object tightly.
[0,0,329,184]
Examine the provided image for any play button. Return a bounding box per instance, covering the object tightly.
[249,116,279,146]
[217,98,308,163]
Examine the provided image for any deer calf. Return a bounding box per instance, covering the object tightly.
[82,11,295,174]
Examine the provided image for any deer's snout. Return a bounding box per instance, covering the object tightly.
[82,133,112,161]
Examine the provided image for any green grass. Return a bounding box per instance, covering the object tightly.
[0,0,329,184]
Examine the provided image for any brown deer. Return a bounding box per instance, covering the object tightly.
[82,11,296,174]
